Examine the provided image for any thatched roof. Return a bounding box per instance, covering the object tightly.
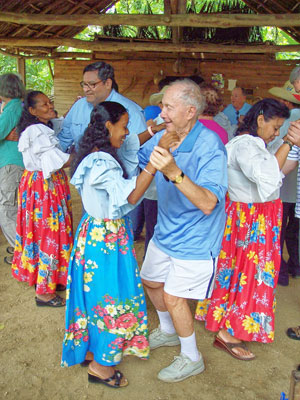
[0,0,299,58]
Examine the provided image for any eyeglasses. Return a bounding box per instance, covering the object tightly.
[80,80,103,90]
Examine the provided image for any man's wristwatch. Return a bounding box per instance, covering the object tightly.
[170,171,185,184]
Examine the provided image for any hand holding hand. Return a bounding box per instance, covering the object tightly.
[286,120,300,146]
[150,146,181,178]
[158,131,179,150]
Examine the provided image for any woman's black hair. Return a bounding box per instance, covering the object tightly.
[236,98,290,137]
[17,90,53,136]
[70,101,128,178]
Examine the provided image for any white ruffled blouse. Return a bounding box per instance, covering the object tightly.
[226,135,284,203]
[70,152,137,219]
[18,123,69,179]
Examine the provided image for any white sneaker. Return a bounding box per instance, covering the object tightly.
[149,325,180,350]
[158,352,205,382]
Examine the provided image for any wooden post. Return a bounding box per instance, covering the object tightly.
[17,57,26,86]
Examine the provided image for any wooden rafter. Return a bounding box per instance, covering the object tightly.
[1,37,299,53]
[0,12,300,28]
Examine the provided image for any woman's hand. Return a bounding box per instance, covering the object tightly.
[158,131,179,150]
[150,146,181,179]
[5,128,18,141]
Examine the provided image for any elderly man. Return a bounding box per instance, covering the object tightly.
[223,86,251,125]
[139,79,227,382]
[58,61,147,177]
[268,81,300,286]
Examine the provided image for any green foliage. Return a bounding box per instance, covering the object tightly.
[0,55,53,94]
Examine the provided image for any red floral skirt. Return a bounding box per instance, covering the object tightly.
[195,197,282,343]
[12,169,73,294]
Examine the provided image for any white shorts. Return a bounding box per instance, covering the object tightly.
[140,240,217,300]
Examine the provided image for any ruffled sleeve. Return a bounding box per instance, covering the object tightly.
[71,152,137,219]
[233,136,282,201]
[19,124,69,179]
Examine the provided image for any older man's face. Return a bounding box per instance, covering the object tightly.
[160,85,192,134]
[81,70,112,106]
[231,88,246,111]
[293,79,300,93]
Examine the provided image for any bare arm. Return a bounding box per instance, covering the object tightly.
[282,159,298,175]
[138,122,166,145]
[150,146,218,215]
[127,162,156,204]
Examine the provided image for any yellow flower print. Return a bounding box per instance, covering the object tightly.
[239,211,246,227]
[27,232,33,239]
[48,282,56,291]
[258,214,266,235]
[90,227,105,242]
[105,219,122,233]
[196,299,210,317]
[213,306,226,323]
[247,251,258,264]
[242,315,260,334]
[249,205,255,215]
[222,293,229,302]
[231,257,236,270]
[15,240,22,252]
[268,331,274,341]
[43,180,48,192]
[219,250,226,259]
[264,261,275,278]
[61,247,72,262]
[83,272,94,283]
[239,272,247,286]
[33,208,41,222]
[225,320,232,330]
[236,203,241,212]
[47,215,59,232]
[224,217,232,236]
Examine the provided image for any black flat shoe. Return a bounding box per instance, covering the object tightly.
[286,326,300,340]
[6,246,14,255]
[88,369,128,388]
[4,255,13,265]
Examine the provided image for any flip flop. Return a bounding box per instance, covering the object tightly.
[88,369,128,388]
[6,246,14,255]
[213,335,255,361]
[35,294,65,307]
[4,256,13,265]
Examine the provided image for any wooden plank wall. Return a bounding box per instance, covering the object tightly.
[54,58,299,116]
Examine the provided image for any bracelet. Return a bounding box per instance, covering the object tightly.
[283,140,293,151]
[143,167,155,177]
[147,126,155,137]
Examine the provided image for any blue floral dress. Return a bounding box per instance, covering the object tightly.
[61,152,149,367]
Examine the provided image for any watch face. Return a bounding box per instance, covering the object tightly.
[175,176,183,184]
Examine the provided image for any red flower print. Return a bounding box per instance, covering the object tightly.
[116,313,137,329]
[104,315,116,329]
[129,335,149,349]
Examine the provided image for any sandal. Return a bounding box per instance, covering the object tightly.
[6,246,14,255]
[213,335,255,361]
[80,359,92,367]
[56,284,66,292]
[35,294,65,307]
[88,369,128,388]
[4,255,13,265]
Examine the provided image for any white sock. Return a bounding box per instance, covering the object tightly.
[157,310,176,334]
[179,332,200,362]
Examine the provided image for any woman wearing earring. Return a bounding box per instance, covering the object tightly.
[61,101,177,388]
[12,91,73,307]
[196,98,300,360]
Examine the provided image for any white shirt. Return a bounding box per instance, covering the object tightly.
[226,135,283,203]
[18,123,69,180]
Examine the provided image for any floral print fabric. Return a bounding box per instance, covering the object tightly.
[195,197,282,343]
[12,169,73,294]
[61,215,149,367]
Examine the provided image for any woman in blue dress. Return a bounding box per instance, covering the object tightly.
[62,101,175,388]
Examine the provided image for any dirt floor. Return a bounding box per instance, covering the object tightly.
[0,183,300,400]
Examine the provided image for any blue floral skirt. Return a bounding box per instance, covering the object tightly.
[61,214,149,367]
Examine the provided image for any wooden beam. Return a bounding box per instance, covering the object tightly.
[0,12,300,28]
[17,58,26,86]
[1,37,300,53]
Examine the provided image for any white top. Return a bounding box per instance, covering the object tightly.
[226,135,283,203]
[18,123,70,179]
